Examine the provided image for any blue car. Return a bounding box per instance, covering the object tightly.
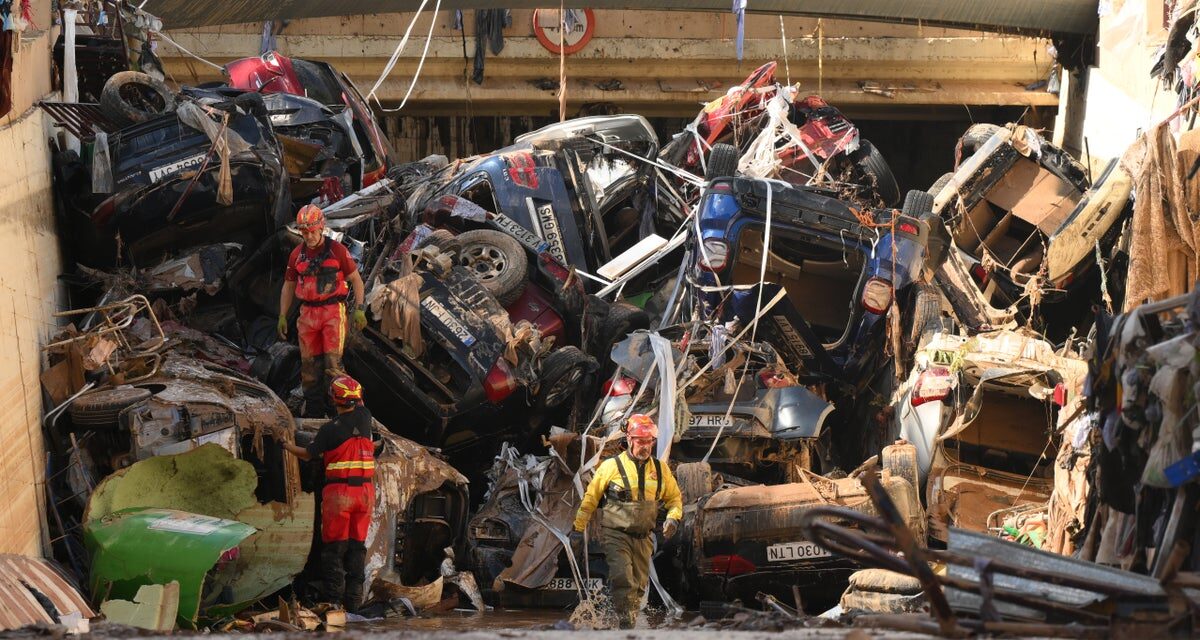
[691,177,942,394]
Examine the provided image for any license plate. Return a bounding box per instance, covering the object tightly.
[766,541,831,562]
[492,212,548,255]
[542,577,603,591]
[689,414,735,428]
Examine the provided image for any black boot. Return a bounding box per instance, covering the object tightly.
[343,540,367,611]
[321,540,348,605]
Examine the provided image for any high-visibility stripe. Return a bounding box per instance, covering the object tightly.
[327,460,375,470]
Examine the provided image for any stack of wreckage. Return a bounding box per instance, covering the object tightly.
[10,4,1200,636]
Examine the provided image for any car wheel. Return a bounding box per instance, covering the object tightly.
[959,123,1003,158]
[901,189,935,218]
[676,461,716,504]
[535,346,597,410]
[456,229,529,306]
[902,283,945,368]
[416,229,462,256]
[100,71,176,127]
[601,301,649,350]
[68,386,152,428]
[705,143,740,181]
[852,140,900,206]
[927,172,954,198]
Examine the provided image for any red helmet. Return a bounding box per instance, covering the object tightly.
[330,375,364,406]
[296,204,325,230]
[626,414,658,440]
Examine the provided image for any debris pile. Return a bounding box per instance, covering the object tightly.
[14,5,1200,637]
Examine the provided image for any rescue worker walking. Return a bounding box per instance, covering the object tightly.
[279,375,376,611]
[278,204,367,417]
[573,414,683,629]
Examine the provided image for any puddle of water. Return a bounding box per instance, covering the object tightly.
[367,607,571,631]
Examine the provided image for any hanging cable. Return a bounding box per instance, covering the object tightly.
[153,30,223,71]
[376,0,442,113]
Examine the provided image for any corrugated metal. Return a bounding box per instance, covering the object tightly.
[0,554,95,631]
[37,102,119,140]
[141,0,1098,35]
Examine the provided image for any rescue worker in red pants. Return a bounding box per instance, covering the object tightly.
[278,205,367,418]
[279,375,375,611]
[573,414,683,629]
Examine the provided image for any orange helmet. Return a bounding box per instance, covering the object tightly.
[296,204,325,230]
[626,414,658,441]
[330,375,364,406]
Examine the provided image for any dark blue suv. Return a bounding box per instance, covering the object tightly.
[691,177,940,393]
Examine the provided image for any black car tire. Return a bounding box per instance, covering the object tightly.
[959,123,1003,158]
[69,386,152,428]
[100,71,177,126]
[852,140,900,206]
[601,301,650,350]
[676,461,716,504]
[927,172,954,197]
[901,189,935,218]
[905,283,944,360]
[456,229,528,306]
[535,346,597,410]
[705,143,739,181]
[417,229,462,257]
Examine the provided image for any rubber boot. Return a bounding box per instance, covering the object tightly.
[343,540,367,611]
[321,540,348,605]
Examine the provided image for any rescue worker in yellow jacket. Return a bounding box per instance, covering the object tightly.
[573,414,683,629]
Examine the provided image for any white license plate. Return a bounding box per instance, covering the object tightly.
[689,414,735,428]
[542,577,603,591]
[766,541,831,562]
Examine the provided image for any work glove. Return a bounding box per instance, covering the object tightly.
[662,519,679,541]
[352,307,368,331]
[277,314,288,340]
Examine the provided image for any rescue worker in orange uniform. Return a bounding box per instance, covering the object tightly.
[278,205,367,417]
[573,414,683,629]
[279,375,376,611]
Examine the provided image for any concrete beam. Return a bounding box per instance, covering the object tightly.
[141,0,1099,35]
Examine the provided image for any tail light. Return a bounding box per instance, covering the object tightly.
[758,369,791,388]
[483,358,519,403]
[705,554,757,577]
[911,366,953,406]
[92,196,118,227]
[540,253,572,281]
[603,376,638,397]
[504,152,539,189]
[861,277,893,314]
[970,263,990,288]
[698,238,729,272]
[897,221,919,235]
[1053,382,1068,407]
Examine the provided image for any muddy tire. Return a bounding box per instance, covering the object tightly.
[100,71,176,127]
[959,123,1003,158]
[69,386,152,428]
[705,143,739,180]
[456,229,528,306]
[927,172,954,197]
[907,283,943,350]
[902,189,935,219]
[602,301,649,345]
[852,140,900,206]
[417,229,462,256]
[535,346,597,410]
[676,461,716,504]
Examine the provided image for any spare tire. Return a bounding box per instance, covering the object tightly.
[69,386,152,428]
[927,172,954,197]
[959,123,1003,159]
[705,143,739,181]
[100,71,177,127]
[456,229,528,306]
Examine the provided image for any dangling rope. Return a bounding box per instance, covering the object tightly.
[558,0,567,122]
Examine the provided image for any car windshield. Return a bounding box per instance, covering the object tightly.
[290,59,343,106]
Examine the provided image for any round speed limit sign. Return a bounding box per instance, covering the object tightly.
[532,9,595,56]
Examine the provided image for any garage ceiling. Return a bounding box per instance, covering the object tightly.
[141,0,1098,35]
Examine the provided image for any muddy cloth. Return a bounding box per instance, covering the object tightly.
[1123,123,1200,311]
[472,9,510,84]
[602,526,653,629]
[367,273,424,357]
[176,101,252,205]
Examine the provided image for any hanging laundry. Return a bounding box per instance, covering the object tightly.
[452,9,463,31]
[732,0,747,62]
[260,21,276,55]
[473,9,511,85]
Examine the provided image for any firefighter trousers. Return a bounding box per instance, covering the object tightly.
[321,482,374,610]
[601,527,653,629]
[297,302,347,418]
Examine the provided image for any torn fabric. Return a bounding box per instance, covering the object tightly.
[367,274,425,357]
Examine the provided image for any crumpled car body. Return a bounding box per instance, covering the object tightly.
[682,448,923,611]
[692,177,934,389]
[931,124,1132,308]
[225,51,394,187]
[405,115,660,278]
[893,330,1088,544]
[92,98,291,266]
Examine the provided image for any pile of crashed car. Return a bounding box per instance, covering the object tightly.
[24,34,1168,633]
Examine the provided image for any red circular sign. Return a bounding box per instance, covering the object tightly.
[532,9,595,55]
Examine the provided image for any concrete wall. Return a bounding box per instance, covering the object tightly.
[1076,0,1178,164]
[0,0,63,558]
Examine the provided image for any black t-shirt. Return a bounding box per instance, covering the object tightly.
[307,406,374,461]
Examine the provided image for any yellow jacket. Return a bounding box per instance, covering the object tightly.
[574,451,684,532]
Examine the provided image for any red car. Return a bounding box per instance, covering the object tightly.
[225,51,394,189]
